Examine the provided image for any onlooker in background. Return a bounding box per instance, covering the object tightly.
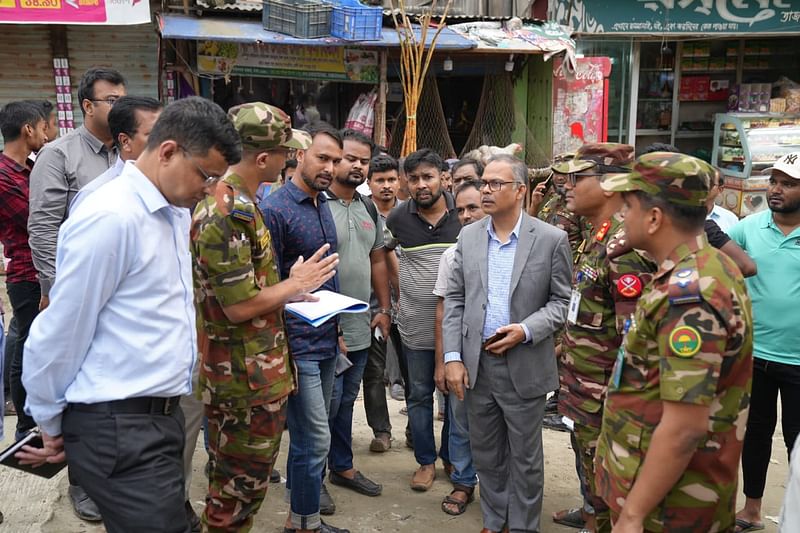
[731,152,800,533]
[0,101,49,439]
[385,148,461,492]
[396,156,410,202]
[19,96,240,533]
[441,160,453,192]
[450,158,483,190]
[706,171,739,233]
[260,124,349,533]
[433,178,485,517]
[284,158,298,182]
[703,170,756,278]
[443,155,571,532]
[323,129,389,502]
[26,65,126,524]
[71,96,162,212]
[23,100,57,145]
[363,154,405,453]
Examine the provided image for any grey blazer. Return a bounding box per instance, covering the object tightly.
[442,212,572,399]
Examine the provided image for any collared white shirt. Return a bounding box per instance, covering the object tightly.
[707,204,739,234]
[23,162,196,436]
[69,155,127,214]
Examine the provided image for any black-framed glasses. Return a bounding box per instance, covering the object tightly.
[88,96,121,106]
[479,179,516,192]
[179,146,223,188]
[567,173,602,186]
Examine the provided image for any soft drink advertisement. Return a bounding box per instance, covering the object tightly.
[0,0,150,24]
[552,56,612,156]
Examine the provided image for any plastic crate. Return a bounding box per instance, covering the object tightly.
[262,0,332,39]
[329,0,382,41]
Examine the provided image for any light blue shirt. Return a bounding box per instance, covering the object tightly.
[728,210,800,365]
[444,214,530,364]
[69,155,126,214]
[23,162,197,436]
[707,204,739,234]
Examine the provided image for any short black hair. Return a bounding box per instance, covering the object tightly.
[304,122,343,149]
[404,148,443,175]
[108,96,162,149]
[77,67,127,111]
[146,97,242,165]
[641,143,679,155]
[368,154,399,180]
[454,178,482,199]
[0,101,45,142]
[452,158,484,178]
[341,128,375,155]
[284,158,298,170]
[629,191,707,232]
[23,100,53,119]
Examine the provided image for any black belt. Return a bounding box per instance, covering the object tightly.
[68,396,181,416]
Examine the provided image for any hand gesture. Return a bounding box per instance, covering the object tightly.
[289,243,339,294]
[445,361,470,401]
[16,431,66,467]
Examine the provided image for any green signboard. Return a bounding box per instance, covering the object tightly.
[549,0,800,34]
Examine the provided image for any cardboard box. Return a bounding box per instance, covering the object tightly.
[722,176,770,217]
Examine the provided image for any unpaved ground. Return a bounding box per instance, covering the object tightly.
[1,393,789,533]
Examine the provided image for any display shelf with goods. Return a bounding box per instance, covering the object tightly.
[635,41,676,145]
[712,112,800,217]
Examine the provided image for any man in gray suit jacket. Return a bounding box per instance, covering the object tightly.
[443,154,571,532]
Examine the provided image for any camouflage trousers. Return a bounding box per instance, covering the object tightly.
[573,421,611,533]
[202,397,288,533]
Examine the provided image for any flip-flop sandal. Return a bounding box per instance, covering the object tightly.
[552,507,586,529]
[441,485,475,516]
[735,518,765,532]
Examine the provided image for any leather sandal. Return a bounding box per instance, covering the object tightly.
[441,484,475,516]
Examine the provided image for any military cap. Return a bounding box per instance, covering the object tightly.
[601,151,714,207]
[228,102,312,151]
[551,143,634,174]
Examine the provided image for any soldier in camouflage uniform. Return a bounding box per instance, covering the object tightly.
[191,102,338,532]
[595,152,753,532]
[550,143,656,533]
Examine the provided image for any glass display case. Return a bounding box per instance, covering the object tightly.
[712,112,800,216]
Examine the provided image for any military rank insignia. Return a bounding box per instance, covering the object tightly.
[595,220,611,242]
[616,274,642,298]
[231,209,255,223]
[668,325,702,358]
[577,264,599,282]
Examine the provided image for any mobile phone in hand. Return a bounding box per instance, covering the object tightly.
[482,331,508,352]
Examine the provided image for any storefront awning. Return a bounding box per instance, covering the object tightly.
[448,20,575,57]
[158,14,476,50]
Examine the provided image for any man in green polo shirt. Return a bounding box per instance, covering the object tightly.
[729,152,800,533]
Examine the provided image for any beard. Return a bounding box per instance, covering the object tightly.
[770,195,800,214]
[336,171,365,188]
[301,170,332,192]
[415,187,443,208]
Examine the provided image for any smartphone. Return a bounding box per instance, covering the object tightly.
[482,331,508,352]
[531,173,553,194]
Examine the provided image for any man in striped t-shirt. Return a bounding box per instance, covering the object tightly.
[385,148,461,492]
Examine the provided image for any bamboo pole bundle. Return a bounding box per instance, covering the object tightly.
[390,0,452,156]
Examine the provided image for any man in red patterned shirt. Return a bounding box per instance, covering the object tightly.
[0,101,48,439]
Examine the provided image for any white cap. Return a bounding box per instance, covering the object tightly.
[768,152,800,180]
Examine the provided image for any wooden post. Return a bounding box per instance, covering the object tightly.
[374,50,388,147]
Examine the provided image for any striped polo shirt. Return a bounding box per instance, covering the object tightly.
[386,192,461,350]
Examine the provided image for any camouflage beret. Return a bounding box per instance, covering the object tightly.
[551,143,634,174]
[601,151,714,207]
[228,102,312,152]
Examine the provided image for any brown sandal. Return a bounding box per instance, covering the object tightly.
[441,484,475,516]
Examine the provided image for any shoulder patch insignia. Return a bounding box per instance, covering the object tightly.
[668,326,702,358]
[616,274,643,298]
[668,267,702,305]
[231,209,255,223]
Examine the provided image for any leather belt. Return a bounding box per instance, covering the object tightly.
[68,396,181,416]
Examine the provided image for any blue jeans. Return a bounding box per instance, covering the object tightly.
[285,357,336,530]
[328,348,369,472]
[448,393,477,487]
[403,346,447,466]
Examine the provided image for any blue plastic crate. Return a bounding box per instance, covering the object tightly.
[262,0,332,39]
[329,0,382,41]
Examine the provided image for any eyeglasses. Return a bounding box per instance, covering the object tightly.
[567,173,602,186]
[179,146,223,188]
[88,96,121,106]
[479,179,516,192]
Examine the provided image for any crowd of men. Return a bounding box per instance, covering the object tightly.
[0,66,799,533]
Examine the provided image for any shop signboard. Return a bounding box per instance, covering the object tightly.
[549,0,800,34]
[0,0,150,24]
[552,56,612,155]
[197,41,379,84]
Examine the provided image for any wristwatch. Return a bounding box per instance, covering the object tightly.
[377,308,392,316]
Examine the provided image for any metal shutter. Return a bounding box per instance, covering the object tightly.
[67,24,159,128]
[0,25,56,149]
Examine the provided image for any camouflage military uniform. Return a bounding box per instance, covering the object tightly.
[595,153,754,532]
[537,190,590,263]
[191,102,311,533]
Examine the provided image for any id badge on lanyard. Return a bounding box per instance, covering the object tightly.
[610,317,632,390]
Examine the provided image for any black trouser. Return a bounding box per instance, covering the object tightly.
[63,399,189,533]
[390,323,413,442]
[7,280,40,436]
[363,334,392,437]
[3,316,17,399]
[742,357,800,498]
